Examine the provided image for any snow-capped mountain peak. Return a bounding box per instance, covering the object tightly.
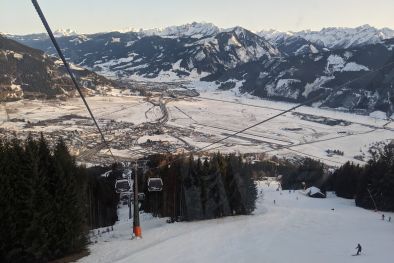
[256,29,293,42]
[139,22,220,39]
[295,24,394,49]
[53,28,78,37]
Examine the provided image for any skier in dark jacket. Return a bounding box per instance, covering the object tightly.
[355,243,362,255]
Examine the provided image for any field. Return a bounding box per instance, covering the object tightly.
[0,84,393,166]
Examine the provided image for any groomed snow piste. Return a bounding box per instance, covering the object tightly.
[78,182,394,263]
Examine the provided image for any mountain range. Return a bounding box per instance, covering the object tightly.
[4,22,394,117]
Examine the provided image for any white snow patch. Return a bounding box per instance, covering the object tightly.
[309,44,319,54]
[228,35,242,47]
[341,62,369,72]
[69,63,85,71]
[195,50,206,61]
[369,111,387,119]
[111,37,121,43]
[69,38,83,44]
[267,79,301,99]
[325,55,345,73]
[303,76,334,97]
[172,59,183,71]
[125,41,135,47]
[13,52,23,60]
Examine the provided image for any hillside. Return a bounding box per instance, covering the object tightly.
[0,35,119,101]
[78,182,394,263]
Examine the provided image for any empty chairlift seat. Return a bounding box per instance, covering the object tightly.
[147,178,163,192]
[115,179,131,193]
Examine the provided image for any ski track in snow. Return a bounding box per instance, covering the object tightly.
[78,183,394,263]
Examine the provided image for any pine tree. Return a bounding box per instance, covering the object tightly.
[0,140,14,262]
[49,139,86,257]
[332,162,362,199]
[6,138,36,262]
[209,154,231,217]
[240,159,258,214]
[23,135,52,261]
[182,154,204,220]
[356,144,394,211]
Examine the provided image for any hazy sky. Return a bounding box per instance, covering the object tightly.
[2,0,394,34]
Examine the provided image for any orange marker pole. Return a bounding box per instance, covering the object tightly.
[133,163,142,238]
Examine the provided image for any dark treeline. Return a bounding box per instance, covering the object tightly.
[280,158,327,191]
[328,143,394,211]
[86,166,119,230]
[0,136,118,263]
[247,157,328,193]
[142,153,258,221]
[274,143,394,212]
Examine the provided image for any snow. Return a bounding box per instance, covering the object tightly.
[125,41,135,47]
[267,79,301,99]
[326,55,345,73]
[369,111,388,120]
[303,76,334,97]
[139,22,220,39]
[69,63,86,71]
[341,62,369,72]
[194,50,206,61]
[171,59,183,71]
[296,24,394,49]
[309,44,319,54]
[13,52,23,60]
[257,29,293,42]
[4,84,24,99]
[78,182,394,263]
[10,83,22,91]
[228,35,242,47]
[304,186,324,196]
[53,28,78,37]
[324,55,368,73]
[258,25,394,49]
[111,37,121,43]
[70,38,83,44]
[2,91,393,166]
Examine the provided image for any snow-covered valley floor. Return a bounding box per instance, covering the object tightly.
[1,92,393,166]
[78,182,394,263]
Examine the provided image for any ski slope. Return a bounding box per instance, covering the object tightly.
[79,182,393,263]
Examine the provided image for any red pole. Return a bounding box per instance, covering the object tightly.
[133,163,142,238]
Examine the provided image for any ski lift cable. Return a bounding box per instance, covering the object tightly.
[31,0,117,163]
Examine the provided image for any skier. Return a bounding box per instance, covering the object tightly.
[273,200,276,205]
[389,216,391,222]
[355,243,362,256]
[382,214,385,220]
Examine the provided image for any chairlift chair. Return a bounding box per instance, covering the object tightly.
[115,179,131,193]
[120,192,131,201]
[147,178,163,192]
